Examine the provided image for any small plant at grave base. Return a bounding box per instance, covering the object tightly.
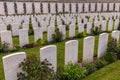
[10,46,20,52]
[91,26,101,35]
[116,44,120,59]
[106,37,120,59]
[52,28,63,42]
[103,37,118,63]
[103,52,117,63]
[66,24,69,30]
[35,38,44,46]
[76,32,84,38]
[84,24,87,36]
[95,59,108,70]
[85,16,90,21]
[0,41,10,53]
[107,37,118,53]
[22,43,35,48]
[59,63,86,80]
[6,24,12,30]
[17,54,56,80]
[83,62,95,76]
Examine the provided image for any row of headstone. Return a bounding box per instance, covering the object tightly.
[0,12,120,33]
[1,2,120,15]
[0,16,119,48]
[2,30,120,80]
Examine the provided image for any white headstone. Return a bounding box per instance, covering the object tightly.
[58,25,66,39]
[47,26,55,42]
[87,22,92,34]
[114,19,119,30]
[40,45,57,72]
[0,31,13,49]
[26,2,32,14]
[34,27,43,42]
[0,24,7,32]
[78,3,83,13]
[64,3,70,13]
[69,24,75,38]
[115,3,119,12]
[65,40,78,65]
[108,19,113,31]
[103,3,108,11]
[19,29,29,47]
[7,2,15,15]
[84,3,89,12]
[3,52,26,80]
[57,3,63,13]
[16,2,24,14]
[0,2,5,15]
[109,3,114,11]
[112,31,120,42]
[90,3,95,12]
[11,23,19,36]
[71,3,76,13]
[97,3,102,12]
[101,21,107,31]
[97,33,108,58]
[83,36,95,62]
[34,2,41,13]
[50,3,56,13]
[78,23,84,33]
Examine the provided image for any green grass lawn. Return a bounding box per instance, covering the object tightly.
[0,31,118,80]
[83,60,120,80]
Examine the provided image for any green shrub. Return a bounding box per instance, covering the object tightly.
[84,62,95,75]
[95,59,108,69]
[107,38,117,53]
[17,54,56,80]
[35,38,44,46]
[6,24,12,30]
[22,43,35,48]
[0,41,10,53]
[60,63,85,80]
[52,28,63,42]
[116,44,120,59]
[103,52,117,63]
[76,32,84,38]
[10,46,20,52]
[91,27,101,35]
[106,37,120,59]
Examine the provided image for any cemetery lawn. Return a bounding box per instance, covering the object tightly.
[0,32,115,80]
[83,60,120,80]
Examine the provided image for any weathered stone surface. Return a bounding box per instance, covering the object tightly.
[34,27,43,42]
[3,52,26,80]
[47,26,55,42]
[78,23,84,33]
[65,40,78,64]
[112,30,120,42]
[83,36,95,62]
[58,25,66,39]
[0,31,13,49]
[97,33,108,58]
[69,24,75,38]
[19,29,29,47]
[40,45,57,72]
